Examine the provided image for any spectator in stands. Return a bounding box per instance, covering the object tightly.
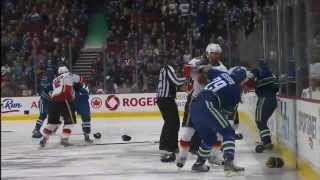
[301,63,320,100]
[1,0,88,96]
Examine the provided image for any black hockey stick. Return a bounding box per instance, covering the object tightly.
[1,130,16,133]
[74,140,159,146]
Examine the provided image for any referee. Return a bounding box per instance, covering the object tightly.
[156,60,186,162]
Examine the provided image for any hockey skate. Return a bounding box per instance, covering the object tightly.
[39,137,48,148]
[191,158,210,172]
[263,143,274,150]
[84,134,94,144]
[32,129,43,138]
[60,138,73,147]
[255,143,274,153]
[176,156,187,168]
[208,155,224,167]
[160,152,176,162]
[224,160,245,176]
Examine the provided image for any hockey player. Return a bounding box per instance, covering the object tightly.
[189,66,247,175]
[249,59,279,152]
[39,66,81,147]
[177,43,228,168]
[32,75,53,138]
[74,82,94,143]
[32,72,94,143]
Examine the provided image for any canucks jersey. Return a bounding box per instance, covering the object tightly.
[39,76,53,102]
[188,57,228,98]
[200,69,241,116]
[74,83,89,100]
[251,63,279,97]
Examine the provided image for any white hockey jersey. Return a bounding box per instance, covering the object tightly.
[51,73,81,102]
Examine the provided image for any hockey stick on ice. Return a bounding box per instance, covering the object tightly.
[1,130,16,132]
[74,140,159,146]
[95,140,159,145]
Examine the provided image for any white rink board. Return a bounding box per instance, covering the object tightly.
[296,100,320,170]
[276,98,296,150]
[1,93,188,116]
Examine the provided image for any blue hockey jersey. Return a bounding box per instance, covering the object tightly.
[251,61,279,97]
[39,75,53,102]
[200,69,241,116]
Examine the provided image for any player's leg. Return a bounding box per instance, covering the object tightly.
[39,101,60,147]
[177,94,197,167]
[208,132,223,167]
[189,99,218,172]
[255,96,277,150]
[76,95,93,143]
[60,100,77,146]
[32,98,48,138]
[181,94,201,154]
[204,101,244,174]
[192,130,218,172]
[81,113,93,143]
[177,126,195,168]
[233,109,243,140]
[221,126,245,175]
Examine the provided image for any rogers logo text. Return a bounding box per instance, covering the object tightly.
[1,98,22,113]
[105,95,120,111]
[122,97,157,107]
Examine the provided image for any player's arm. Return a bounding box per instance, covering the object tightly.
[196,65,213,85]
[239,70,256,93]
[167,65,186,86]
[40,85,54,101]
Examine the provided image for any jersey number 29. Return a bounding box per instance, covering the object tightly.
[204,77,227,92]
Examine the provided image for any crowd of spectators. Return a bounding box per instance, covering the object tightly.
[1,0,89,97]
[1,0,266,96]
[101,0,261,93]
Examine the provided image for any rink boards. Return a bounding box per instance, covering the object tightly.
[1,92,320,180]
[239,93,320,180]
[0,93,187,120]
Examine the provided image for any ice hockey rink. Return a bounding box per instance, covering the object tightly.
[2,118,298,180]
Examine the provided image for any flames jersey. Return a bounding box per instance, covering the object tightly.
[51,73,81,102]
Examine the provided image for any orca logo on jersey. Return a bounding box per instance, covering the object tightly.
[91,97,102,109]
[105,95,120,111]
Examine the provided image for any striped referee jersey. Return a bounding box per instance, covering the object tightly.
[156,65,186,98]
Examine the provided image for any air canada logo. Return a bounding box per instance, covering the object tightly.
[1,98,22,113]
[105,95,120,111]
[91,97,102,109]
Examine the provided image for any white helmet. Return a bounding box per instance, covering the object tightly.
[58,66,69,74]
[206,43,222,54]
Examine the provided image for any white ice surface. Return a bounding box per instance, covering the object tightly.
[1,117,298,180]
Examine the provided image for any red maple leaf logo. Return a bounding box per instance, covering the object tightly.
[90,97,102,109]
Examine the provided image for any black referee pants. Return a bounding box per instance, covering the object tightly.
[157,97,180,152]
